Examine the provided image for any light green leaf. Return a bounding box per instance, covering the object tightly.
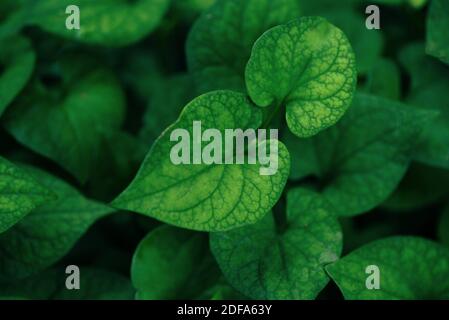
[439,206,449,248]
[187,0,301,93]
[21,0,171,47]
[291,93,436,216]
[246,17,357,138]
[131,225,219,299]
[326,237,449,299]
[0,36,35,117]
[0,157,54,234]
[210,188,342,300]
[2,55,126,183]
[112,91,290,232]
[399,43,449,169]
[427,0,449,65]
[0,268,134,300]
[0,166,114,279]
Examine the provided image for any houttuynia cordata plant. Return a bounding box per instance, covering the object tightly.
[0,0,449,301]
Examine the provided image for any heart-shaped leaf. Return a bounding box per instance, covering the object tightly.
[112,90,290,232]
[246,17,357,138]
[210,188,342,299]
[326,237,449,299]
[2,55,126,183]
[187,0,301,93]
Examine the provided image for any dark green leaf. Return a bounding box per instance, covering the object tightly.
[427,0,449,65]
[187,0,301,93]
[131,225,219,299]
[0,268,134,300]
[0,157,54,233]
[439,206,449,248]
[0,166,114,279]
[22,0,171,47]
[210,188,342,299]
[291,93,436,216]
[2,55,126,183]
[0,36,35,117]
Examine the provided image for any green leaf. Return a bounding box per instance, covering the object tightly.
[439,206,449,248]
[383,163,449,212]
[291,93,436,216]
[369,0,428,7]
[112,91,290,232]
[187,0,301,93]
[0,166,114,279]
[246,17,357,138]
[86,130,147,201]
[210,188,342,300]
[2,55,126,183]
[21,0,171,47]
[400,43,448,91]
[326,237,449,299]
[324,9,384,75]
[0,268,134,300]
[0,36,35,117]
[426,0,449,65]
[0,157,54,234]
[362,59,401,100]
[131,225,219,299]
[139,74,196,144]
[399,43,449,169]
[173,0,215,22]
[408,82,449,169]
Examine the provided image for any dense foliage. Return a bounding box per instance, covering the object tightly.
[0,0,448,300]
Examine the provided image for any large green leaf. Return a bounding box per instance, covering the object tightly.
[20,0,170,46]
[0,268,134,300]
[426,0,449,65]
[291,93,435,217]
[0,157,54,234]
[399,44,449,169]
[112,91,290,232]
[326,237,449,299]
[0,36,35,117]
[246,17,357,138]
[210,188,342,300]
[0,166,114,279]
[131,225,219,299]
[187,0,301,93]
[2,55,126,183]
